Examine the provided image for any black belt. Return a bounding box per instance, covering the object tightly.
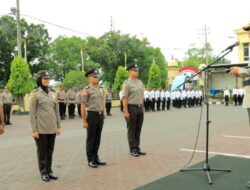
[87,111,103,115]
[128,104,142,107]
[69,99,75,100]
[58,99,65,101]
[244,80,250,86]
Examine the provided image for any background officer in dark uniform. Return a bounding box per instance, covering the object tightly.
[81,68,106,168]
[29,70,61,182]
[122,64,146,157]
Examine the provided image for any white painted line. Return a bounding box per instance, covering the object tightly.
[223,135,250,139]
[180,148,250,159]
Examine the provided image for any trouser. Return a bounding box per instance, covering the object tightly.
[35,134,56,175]
[199,96,203,106]
[86,111,104,162]
[59,102,65,118]
[77,104,81,117]
[188,98,192,107]
[183,98,187,108]
[162,98,166,110]
[145,98,150,111]
[225,96,229,106]
[151,99,155,111]
[3,104,11,124]
[156,98,161,111]
[68,103,75,118]
[106,102,112,114]
[166,98,171,110]
[127,105,144,153]
[233,95,237,106]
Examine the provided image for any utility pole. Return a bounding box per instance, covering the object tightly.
[204,24,208,65]
[16,0,22,57]
[110,16,113,32]
[80,47,84,72]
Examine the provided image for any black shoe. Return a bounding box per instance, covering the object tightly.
[96,159,106,165]
[48,173,58,180]
[88,161,98,168]
[41,174,50,182]
[130,152,140,157]
[137,151,146,155]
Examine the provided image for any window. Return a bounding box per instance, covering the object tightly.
[243,43,249,61]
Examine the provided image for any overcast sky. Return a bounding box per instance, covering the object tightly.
[1,0,250,63]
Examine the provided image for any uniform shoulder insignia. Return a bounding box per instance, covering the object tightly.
[30,92,37,99]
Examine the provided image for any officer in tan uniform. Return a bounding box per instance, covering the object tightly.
[230,23,250,188]
[122,64,146,157]
[29,70,61,182]
[67,87,76,119]
[1,86,13,125]
[56,86,67,120]
[81,68,106,168]
[76,88,83,117]
[230,23,250,124]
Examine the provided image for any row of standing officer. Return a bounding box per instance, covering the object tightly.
[56,87,83,120]
[143,88,203,111]
[28,64,147,180]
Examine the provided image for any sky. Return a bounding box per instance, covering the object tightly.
[1,0,250,63]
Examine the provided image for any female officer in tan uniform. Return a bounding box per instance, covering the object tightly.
[29,70,61,182]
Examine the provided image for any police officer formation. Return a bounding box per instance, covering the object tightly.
[225,87,245,106]
[143,88,204,111]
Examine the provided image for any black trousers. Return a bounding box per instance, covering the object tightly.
[86,111,104,162]
[35,134,56,175]
[225,95,229,106]
[105,102,112,114]
[150,99,155,111]
[59,102,65,118]
[127,105,144,153]
[162,98,166,110]
[156,98,161,111]
[233,95,237,106]
[3,104,11,124]
[68,103,75,117]
[166,98,171,110]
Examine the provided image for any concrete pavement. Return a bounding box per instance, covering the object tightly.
[0,105,249,190]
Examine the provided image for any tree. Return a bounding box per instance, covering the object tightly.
[62,70,88,90]
[86,31,167,86]
[7,56,35,111]
[181,43,229,69]
[0,15,51,84]
[112,66,128,93]
[49,36,99,81]
[24,23,51,75]
[147,62,162,89]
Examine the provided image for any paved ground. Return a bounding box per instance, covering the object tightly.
[0,105,250,190]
